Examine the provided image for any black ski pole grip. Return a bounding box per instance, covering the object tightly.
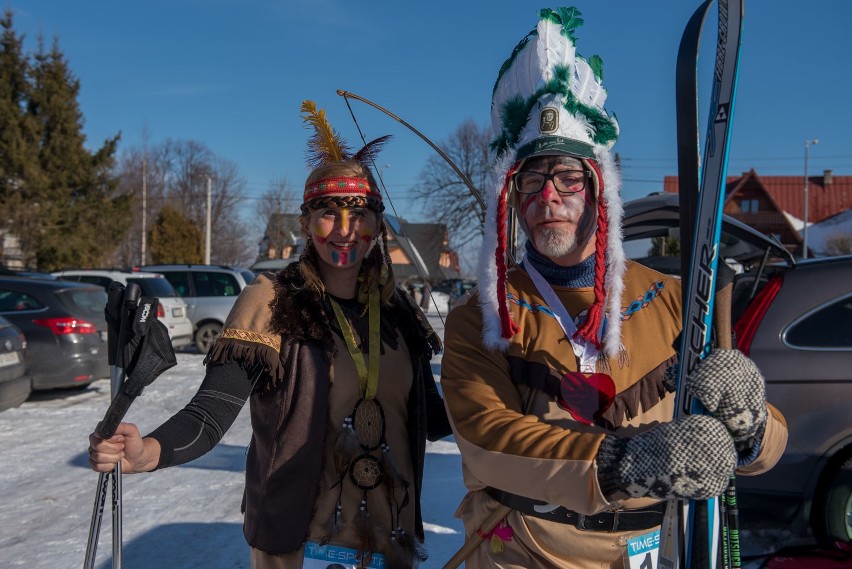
[96,392,135,439]
[116,284,142,369]
[105,282,126,366]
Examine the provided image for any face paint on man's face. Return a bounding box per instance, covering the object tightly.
[517,156,597,260]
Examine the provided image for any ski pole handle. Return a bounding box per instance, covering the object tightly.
[115,284,142,371]
[105,282,126,367]
[713,262,736,350]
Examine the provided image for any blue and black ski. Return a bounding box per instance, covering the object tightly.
[659,1,744,568]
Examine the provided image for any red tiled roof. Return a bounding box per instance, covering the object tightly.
[663,170,852,223]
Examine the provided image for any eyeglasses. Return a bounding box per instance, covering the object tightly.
[513,169,591,195]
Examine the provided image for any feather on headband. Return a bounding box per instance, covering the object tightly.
[300,100,392,171]
[300,100,351,169]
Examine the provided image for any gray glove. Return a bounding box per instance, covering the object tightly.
[686,349,768,455]
[597,414,736,500]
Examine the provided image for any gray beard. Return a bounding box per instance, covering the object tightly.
[533,226,578,258]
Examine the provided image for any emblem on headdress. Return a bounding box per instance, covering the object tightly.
[540,107,559,134]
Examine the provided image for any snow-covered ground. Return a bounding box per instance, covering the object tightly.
[0,313,787,568]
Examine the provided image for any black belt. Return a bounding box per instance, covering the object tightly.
[485,488,666,532]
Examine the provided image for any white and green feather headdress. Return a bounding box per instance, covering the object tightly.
[479,7,626,358]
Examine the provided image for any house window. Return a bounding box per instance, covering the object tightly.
[741,199,760,213]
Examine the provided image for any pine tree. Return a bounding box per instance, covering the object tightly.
[149,205,204,264]
[0,10,43,264]
[26,34,129,270]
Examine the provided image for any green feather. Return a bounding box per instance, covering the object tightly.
[588,55,604,82]
[493,95,530,153]
[539,7,584,42]
[556,7,584,41]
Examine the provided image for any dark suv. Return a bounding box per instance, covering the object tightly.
[623,193,852,546]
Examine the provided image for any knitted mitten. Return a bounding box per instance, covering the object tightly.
[597,415,736,500]
[686,349,768,454]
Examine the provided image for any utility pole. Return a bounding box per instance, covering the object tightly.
[205,176,212,265]
[803,139,818,259]
[141,153,147,266]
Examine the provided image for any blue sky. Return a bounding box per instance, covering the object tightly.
[10,0,852,224]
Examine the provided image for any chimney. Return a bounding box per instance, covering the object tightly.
[824,169,833,185]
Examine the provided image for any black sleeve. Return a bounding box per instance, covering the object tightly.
[423,359,452,441]
[147,361,252,469]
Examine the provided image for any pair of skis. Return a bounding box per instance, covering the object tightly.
[659,1,744,569]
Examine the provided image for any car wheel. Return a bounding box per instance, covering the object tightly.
[194,323,222,355]
[814,456,852,545]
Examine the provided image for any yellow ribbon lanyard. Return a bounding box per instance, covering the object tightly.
[329,289,381,400]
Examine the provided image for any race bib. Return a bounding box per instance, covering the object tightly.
[623,529,660,569]
[302,541,386,569]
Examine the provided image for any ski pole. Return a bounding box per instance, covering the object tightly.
[83,282,125,569]
[83,282,141,569]
[712,263,741,569]
[110,282,141,569]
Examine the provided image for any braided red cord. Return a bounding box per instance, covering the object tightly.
[575,161,608,349]
[497,166,519,339]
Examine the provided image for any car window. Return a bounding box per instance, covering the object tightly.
[192,272,239,297]
[161,272,191,297]
[0,290,46,312]
[785,294,852,349]
[55,289,108,319]
[127,277,178,298]
[239,269,255,286]
[76,275,113,288]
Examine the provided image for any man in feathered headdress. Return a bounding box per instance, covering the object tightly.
[439,8,787,568]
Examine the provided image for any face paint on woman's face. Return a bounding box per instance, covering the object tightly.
[309,206,378,271]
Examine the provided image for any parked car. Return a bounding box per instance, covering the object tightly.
[0,315,30,411]
[51,269,194,350]
[731,256,852,546]
[140,265,255,354]
[249,257,297,272]
[623,192,852,545]
[434,278,477,311]
[0,267,57,279]
[0,277,109,389]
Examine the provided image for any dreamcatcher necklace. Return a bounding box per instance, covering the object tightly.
[325,289,414,567]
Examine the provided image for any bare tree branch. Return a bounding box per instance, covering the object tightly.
[112,139,255,267]
[413,119,490,251]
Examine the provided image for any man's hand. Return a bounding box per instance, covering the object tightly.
[687,349,768,454]
[597,414,736,500]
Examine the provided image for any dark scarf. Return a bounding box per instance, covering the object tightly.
[524,240,595,287]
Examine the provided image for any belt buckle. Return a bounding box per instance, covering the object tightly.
[576,510,620,532]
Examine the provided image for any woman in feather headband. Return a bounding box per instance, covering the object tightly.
[88,101,451,569]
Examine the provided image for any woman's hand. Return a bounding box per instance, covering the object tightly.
[87,422,160,474]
